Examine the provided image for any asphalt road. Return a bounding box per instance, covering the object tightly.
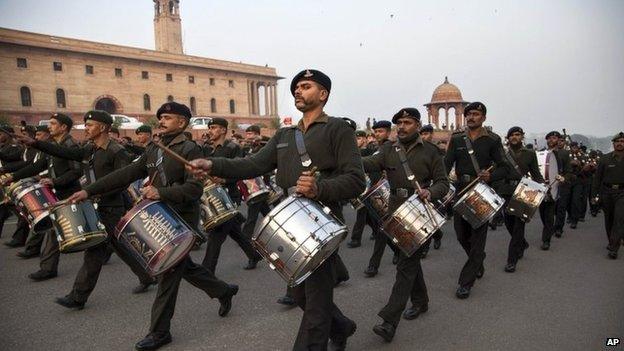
[0,207,622,351]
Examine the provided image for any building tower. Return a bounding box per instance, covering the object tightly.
[153,0,183,54]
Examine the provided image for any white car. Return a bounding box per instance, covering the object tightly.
[74,114,144,130]
[190,117,212,129]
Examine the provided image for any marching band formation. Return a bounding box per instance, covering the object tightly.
[1,69,623,351]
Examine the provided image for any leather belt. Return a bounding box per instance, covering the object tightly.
[390,188,415,198]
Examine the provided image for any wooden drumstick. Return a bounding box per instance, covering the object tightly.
[455,165,495,198]
[411,178,440,229]
[154,142,198,169]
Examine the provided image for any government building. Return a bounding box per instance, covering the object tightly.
[0,0,281,127]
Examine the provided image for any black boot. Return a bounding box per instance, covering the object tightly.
[372,321,396,342]
[135,332,172,351]
[55,296,85,310]
[218,284,238,317]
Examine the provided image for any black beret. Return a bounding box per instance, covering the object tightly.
[290,69,331,96]
[545,131,562,139]
[135,125,152,134]
[372,120,392,130]
[420,124,434,133]
[355,130,367,137]
[51,113,73,129]
[110,127,119,134]
[36,125,49,133]
[569,141,579,147]
[157,102,192,120]
[84,110,113,125]
[612,132,624,141]
[392,108,421,124]
[464,101,487,116]
[208,117,228,128]
[506,126,524,137]
[341,117,357,131]
[580,145,587,151]
[245,125,261,134]
[0,124,15,134]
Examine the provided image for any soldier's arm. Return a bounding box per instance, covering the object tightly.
[210,133,278,179]
[32,140,85,161]
[52,156,83,188]
[158,144,203,204]
[0,145,23,162]
[528,151,545,183]
[11,157,48,181]
[361,146,385,173]
[591,158,604,196]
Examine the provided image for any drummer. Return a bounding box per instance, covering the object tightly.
[444,102,509,299]
[500,127,544,273]
[201,117,262,273]
[361,108,449,342]
[4,114,82,282]
[67,102,238,351]
[124,125,153,157]
[188,68,366,350]
[14,110,157,309]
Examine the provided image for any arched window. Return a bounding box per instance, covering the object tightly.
[56,89,66,108]
[169,1,174,14]
[210,98,217,113]
[229,99,236,114]
[143,94,151,111]
[167,95,174,102]
[190,97,196,114]
[20,86,31,107]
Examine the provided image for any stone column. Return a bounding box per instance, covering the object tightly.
[247,81,253,116]
[250,81,256,115]
[253,82,260,115]
[455,105,464,129]
[445,107,449,129]
[272,84,278,116]
[264,84,270,117]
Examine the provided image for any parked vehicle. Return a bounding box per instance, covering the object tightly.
[75,114,143,130]
[189,117,212,129]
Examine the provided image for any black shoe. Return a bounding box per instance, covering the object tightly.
[364,265,378,277]
[329,318,357,351]
[489,222,497,230]
[392,253,399,265]
[570,222,577,229]
[433,238,441,250]
[347,240,361,248]
[54,296,85,310]
[608,251,618,260]
[554,230,562,238]
[218,284,238,317]
[372,321,396,342]
[132,281,156,294]
[476,265,484,279]
[16,250,39,259]
[276,295,296,306]
[456,286,471,299]
[135,332,172,351]
[4,239,24,248]
[28,270,57,281]
[504,263,516,273]
[403,304,428,320]
[243,256,261,270]
[541,242,550,250]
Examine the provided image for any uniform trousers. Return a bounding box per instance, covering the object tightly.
[368,229,399,269]
[40,228,60,273]
[539,199,556,243]
[349,207,369,242]
[0,203,13,238]
[11,215,30,245]
[568,180,585,224]
[241,200,271,240]
[454,216,488,288]
[601,189,624,253]
[579,177,591,219]
[555,185,572,231]
[502,198,527,264]
[202,218,260,273]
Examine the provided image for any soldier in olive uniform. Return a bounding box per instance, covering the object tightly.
[362,108,449,342]
[499,127,544,272]
[189,69,365,351]
[0,126,24,239]
[346,130,374,249]
[444,102,509,299]
[68,102,238,351]
[591,132,624,259]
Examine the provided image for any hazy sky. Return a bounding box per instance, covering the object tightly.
[1,0,622,136]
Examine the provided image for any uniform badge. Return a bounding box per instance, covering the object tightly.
[402,110,410,118]
[165,104,171,111]
[304,70,313,78]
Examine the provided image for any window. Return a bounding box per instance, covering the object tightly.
[188,75,195,84]
[228,80,234,88]
[56,89,66,108]
[210,98,217,113]
[190,97,196,114]
[53,62,62,71]
[115,68,122,77]
[85,65,94,74]
[167,95,174,102]
[209,78,215,86]
[17,58,27,68]
[166,73,173,82]
[169,1,175,14]
[142,71,149,79]
[20,87,32,107]
[143,94,151,111]
[229,99,236,114]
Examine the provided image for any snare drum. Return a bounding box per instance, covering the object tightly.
[506,176,548,221]
[266,175,284,205]
[237,177,270,204]
[453,181,504,229]
[15,183,58,232]
[50,200,107,253]
[200,182,239,231]
[115,200,196,276]
[361,178,391,224]
[383,194,446,256]
[252,195,347,287]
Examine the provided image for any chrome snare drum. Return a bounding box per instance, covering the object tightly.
[361,178,391,223]
[200,181,239,231]
[506,176,548,221]
[453,181,504,229]
[383,194,446,256]
[50,200,107,253]
[115,200,196,277]
[237,177,270,205]
[266,174,284,205]
[252,195,347,287]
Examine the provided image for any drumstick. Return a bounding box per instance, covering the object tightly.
[411,179,440,229]
[455,165,495,198]
[45,198,70,211]
[154,142,198,169]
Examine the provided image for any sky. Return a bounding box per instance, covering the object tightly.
[1,0,623,137]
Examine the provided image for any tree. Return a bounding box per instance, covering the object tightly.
[269,116,281,129]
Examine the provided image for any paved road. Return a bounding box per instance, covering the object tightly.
[1,208,622,351]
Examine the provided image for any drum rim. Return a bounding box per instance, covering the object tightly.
[453,180,489,208]
[254,194,299,239]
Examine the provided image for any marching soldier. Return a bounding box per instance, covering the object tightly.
[566,141,587,229]
[553,136,574,237]
[362,108,448,342]
[592,132,624,259]
[346,129,373,248]
[124,124,153,157]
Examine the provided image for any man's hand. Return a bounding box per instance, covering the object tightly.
[14,134,36,146]
[141,185,161,200]
[67,190,88,203]
[417,189,431,201]
[187,159,212,179]
[478,170,491,183]
[40,178,54,187]
[296,170,318,199]
[1,174,13,185]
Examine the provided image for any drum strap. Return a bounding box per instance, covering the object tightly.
[394,145,416,185]
[294,129,312,168]
[504,149,524,178]
[47,158,57,179]
[462,131,482,175]
[156,148,168,185]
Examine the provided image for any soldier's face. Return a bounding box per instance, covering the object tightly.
[245,131,260,142]
[136,132,151,144]
[294,80,327,112]
[208,125,226,141]
[356,136,367,148]
[546,136,559,149]
[158,113,187,135]
[373,128,390,143]
[465,110,485,129]
[420,131,433,142]
[396,118,420,139]
[35,131,49,141]
[84,120,106,140]
[613,138,624,152]
[48,118,67,137]
[0,132,8,144]
[507,132,524,146]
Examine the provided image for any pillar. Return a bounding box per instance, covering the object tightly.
[272,84,278,116]
[264,83,270,117]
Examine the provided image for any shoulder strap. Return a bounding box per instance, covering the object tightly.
[294,129,312,168]
[395,144,415,184]
[504,149,524,177]
[462,130,481,174]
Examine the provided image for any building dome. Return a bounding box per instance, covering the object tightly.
[430,77,464,103]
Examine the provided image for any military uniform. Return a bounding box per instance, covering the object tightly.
[240,141,272,240]
[1,141,33,246]
[554,148,575,235]
[348,145,374,246]
[566,147,588,227]
[0,138,24,239]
